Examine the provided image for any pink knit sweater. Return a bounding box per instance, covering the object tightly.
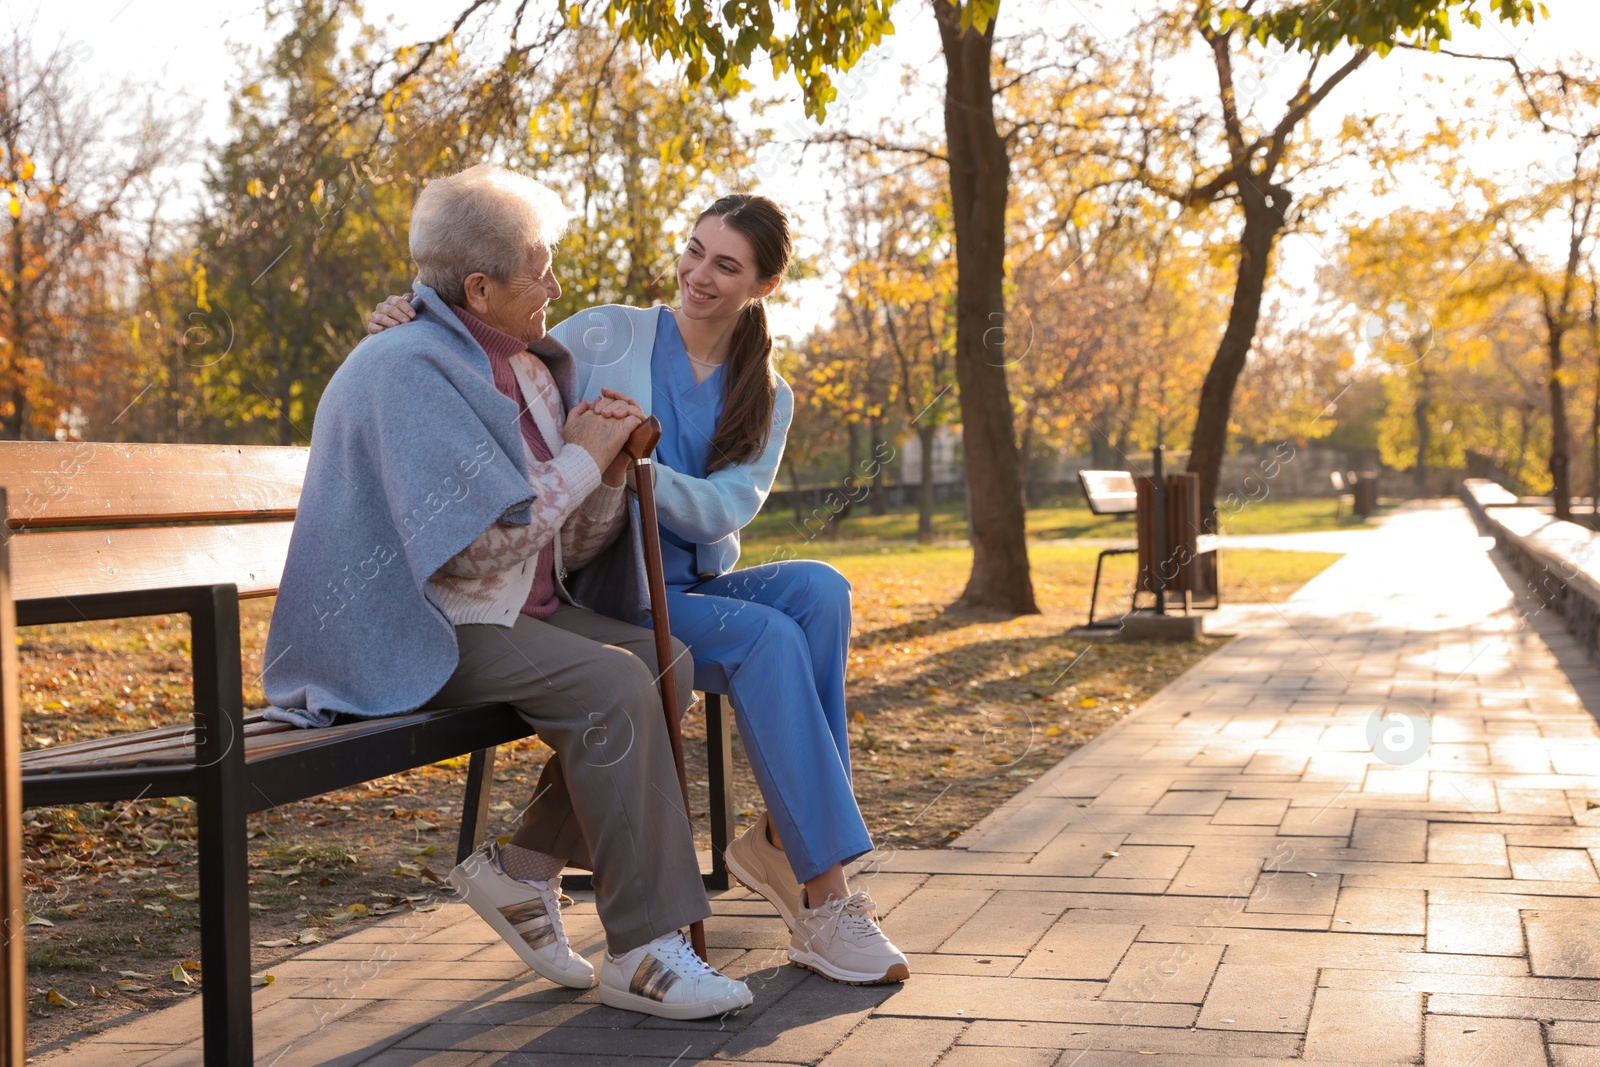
[430,307,627,622]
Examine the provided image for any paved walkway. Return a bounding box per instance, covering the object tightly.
[36,501,1600,1065]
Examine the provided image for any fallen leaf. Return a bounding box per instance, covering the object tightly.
[296,929,324,945]
[251,974,274,990]
[256,939,294,949]
[44,988,78,1008]
[403,845,438,857]
[114,980,150,993]
[327,903,369,925]
[23,913,53,928]
[172,963,195,985]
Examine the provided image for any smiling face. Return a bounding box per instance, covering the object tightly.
[468,243,562,344]
[676,217,778,323]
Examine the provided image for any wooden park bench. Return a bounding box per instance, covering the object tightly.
[1330,470,1352,517]
[1078,470,1139,627]
[1078,468,1220,626]
[0,441,736,1065]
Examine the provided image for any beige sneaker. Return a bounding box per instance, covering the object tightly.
[788,890,910,985]
[724,814,803,931]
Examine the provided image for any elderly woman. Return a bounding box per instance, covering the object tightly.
[367,194,910,987]
[263,164,750,1021]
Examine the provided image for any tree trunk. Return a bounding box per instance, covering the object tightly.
[917,421,937,543]
[868,415,888,516]
[1512,406,1531,491]
[1588,382,1599,507]
[828,421,863,535]
[785,456,805,524]
[1412,365,1431,499]
[934,0,1038,614]
[1186,181,1289,530]
[1018,421,1034,509]
[5,199,28,439]
[1548,322,1572,521]
[1588,301,1600,505]
[1090,409,1114,469]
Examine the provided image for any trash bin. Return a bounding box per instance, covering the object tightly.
[1353,472,1379,518]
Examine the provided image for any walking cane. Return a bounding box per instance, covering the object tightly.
[623,417,709,962]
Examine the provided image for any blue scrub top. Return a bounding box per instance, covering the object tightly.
[651,310,725,590]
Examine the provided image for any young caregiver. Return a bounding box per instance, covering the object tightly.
[369,193,909,986]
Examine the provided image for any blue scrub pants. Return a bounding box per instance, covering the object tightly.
[650,559,872,883]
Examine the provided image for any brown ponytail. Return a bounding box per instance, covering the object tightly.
[697,194,791,472]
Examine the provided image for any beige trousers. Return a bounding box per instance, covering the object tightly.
[423,602,706,954]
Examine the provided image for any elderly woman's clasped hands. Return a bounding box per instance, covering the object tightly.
[563,388,647,486]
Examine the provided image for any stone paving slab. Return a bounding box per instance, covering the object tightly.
[28,502,1600,1064]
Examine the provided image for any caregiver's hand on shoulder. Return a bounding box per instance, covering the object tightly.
[367,294,416,334]
[564,406,642,471]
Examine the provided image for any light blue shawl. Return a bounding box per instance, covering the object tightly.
[262,283,538,726]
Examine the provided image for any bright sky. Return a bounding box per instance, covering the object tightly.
[13,0,1598,342]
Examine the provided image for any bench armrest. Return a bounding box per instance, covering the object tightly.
[17,584,247,778]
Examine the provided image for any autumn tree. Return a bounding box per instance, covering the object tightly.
[505,24,768,318]
[814,144,957,536]
[1109,0,1545,527]
[1332,209,1498,495]
[613,0,1542,607]
[195,2,424,443]
[403,0,1543,609]
[0,31,184,439]
[1481,59,1600,520]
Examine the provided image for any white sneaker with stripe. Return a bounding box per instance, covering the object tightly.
[447,842,594,989]
[599,930,752,1020]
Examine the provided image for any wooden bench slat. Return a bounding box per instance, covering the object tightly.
[1079,470,1138,516]
[10,522,293,602]
[20,707,515,778]
[21,716,292,773]
[0,442,306,529]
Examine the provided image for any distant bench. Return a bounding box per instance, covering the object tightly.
[1078,469,1219,627]
[0,441,734,1065]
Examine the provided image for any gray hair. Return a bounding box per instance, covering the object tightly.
[409,164,571,304]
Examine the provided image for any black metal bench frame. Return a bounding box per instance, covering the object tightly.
[13,557,735,1067]
[1078,470,1138,628]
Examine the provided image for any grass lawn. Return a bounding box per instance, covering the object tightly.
[18,538,1339,1048]
[746,493,1379,546]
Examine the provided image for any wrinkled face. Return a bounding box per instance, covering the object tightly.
[676,217,776,322]
[477,244,561,344]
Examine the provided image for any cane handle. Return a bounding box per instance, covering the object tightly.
[623,417,662,461]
